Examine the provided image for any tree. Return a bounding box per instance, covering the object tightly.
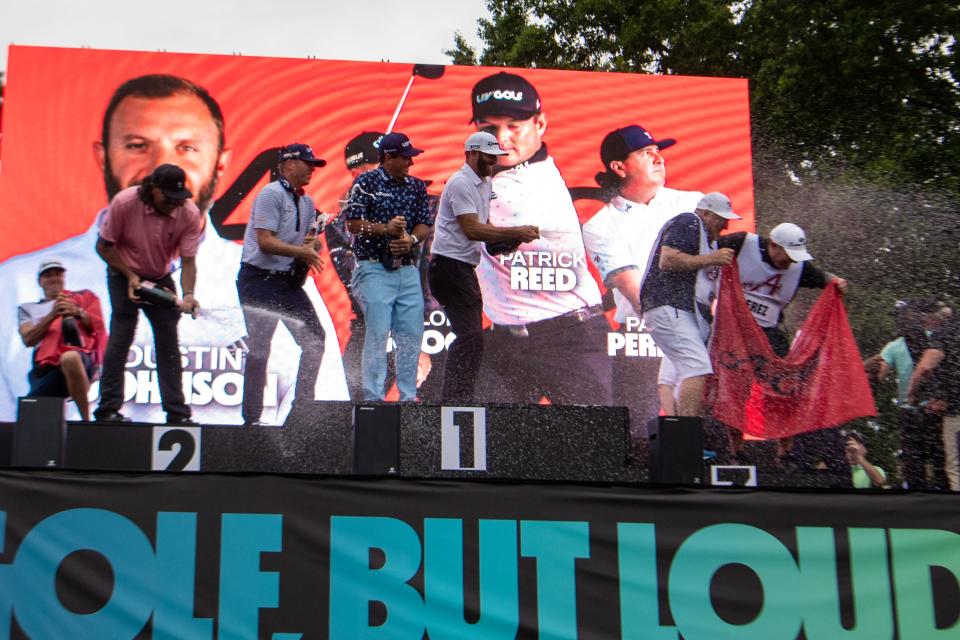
[740,1,960,192]
[448,0,741,74]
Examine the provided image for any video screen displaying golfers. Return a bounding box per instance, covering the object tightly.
[0,46,754,425]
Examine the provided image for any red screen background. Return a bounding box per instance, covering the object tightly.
[0,46,754,346]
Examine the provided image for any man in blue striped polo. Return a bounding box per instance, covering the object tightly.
[237,143,327,425]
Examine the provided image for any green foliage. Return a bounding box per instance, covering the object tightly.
[740,1,960,193]
[447,0,742,73]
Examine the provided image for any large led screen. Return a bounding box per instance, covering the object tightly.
[0,46,754,428]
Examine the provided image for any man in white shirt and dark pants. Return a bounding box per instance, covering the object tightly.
[428,132,540,402]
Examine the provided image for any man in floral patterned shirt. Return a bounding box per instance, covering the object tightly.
[344,132,432,401]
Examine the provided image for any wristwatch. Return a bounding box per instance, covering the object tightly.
[410,234,420,247]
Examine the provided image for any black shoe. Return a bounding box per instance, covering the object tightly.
[166,415,196,425]
[243,419,266,426]
[95,411,131,423]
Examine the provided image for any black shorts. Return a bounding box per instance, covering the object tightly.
[27,352,96,398]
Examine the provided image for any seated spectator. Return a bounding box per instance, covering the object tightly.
[844,431,887,488]
[17,261,106,421]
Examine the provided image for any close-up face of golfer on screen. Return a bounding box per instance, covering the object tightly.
[93,75,232,213]
[470,71,547,169]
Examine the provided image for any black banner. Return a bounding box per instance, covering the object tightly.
[0,470,957,639]
[2,402,634,481]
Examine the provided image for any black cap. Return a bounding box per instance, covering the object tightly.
[345,132,385,169]
[599,125,676,168]
[279,143,327,166]
[150,164,193,200]
[470,72,541,122]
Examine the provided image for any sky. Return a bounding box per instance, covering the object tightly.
[0,0,490,71]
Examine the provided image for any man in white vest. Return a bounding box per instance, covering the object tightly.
[716,222,848,467]
[716,222,847,357]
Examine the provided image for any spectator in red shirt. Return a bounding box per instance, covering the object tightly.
[17,261,106,421]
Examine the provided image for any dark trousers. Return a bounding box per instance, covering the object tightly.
[761,325,847,474]
[789,427,848,474]
[428,254,484,403]
[237,264,325,423]
[29,352,95,398]
[762,325,791,359]
[96,272,188,420]
[900,407,947,490]
[475,312,613,405]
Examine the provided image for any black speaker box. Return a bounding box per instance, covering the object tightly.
[13,397,66,468]
[648,415,704,484]
[353,404,400,475]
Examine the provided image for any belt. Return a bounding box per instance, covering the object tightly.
[360,257,414,266]
[492,304,603,338]
[109,267,171,282]
[241,263,290,277]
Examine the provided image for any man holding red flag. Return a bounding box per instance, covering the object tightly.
[709,238,873,445]
[717,223,848,356]
[713,223,852,465]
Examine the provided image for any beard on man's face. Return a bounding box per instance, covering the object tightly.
[103,155,219,214]
[474,153,497,177]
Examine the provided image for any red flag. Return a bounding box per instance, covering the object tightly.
[710,263,876,438]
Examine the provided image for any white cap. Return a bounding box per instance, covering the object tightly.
[696,192,742,220]
[465,131,507,155]
[38,260,65,276]
[770,222,813,262]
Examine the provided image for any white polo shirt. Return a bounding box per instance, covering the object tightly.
[432,163,491,265]
[477,156,602,325]
[582,187,703,322]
